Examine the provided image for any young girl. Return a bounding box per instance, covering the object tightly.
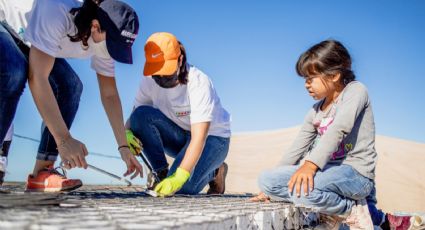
[251,40,377,229]
[126,32,231,196]
[0,0,142,192]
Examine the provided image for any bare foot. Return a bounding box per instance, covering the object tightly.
[249,192,270,203]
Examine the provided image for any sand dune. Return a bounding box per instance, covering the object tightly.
[225,127,425,213]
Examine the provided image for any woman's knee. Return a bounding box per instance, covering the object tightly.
[130,106,157,124]
[129,106,158,132]
[50,59,83,100]
[73,76,83,99]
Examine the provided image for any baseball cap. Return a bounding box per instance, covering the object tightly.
[143,32,181,76]
[97,0,139,64]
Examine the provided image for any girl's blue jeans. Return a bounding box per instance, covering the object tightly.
[258,164,374,216]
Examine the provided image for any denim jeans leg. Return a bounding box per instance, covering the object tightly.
[169,135,230,195]
[129,106,189,172]
[259,164,373,215]
[258,165,298,202]
[36,58,83,161]
[290,164,373,215]
[0,24,28,144]
[367,184,385,225]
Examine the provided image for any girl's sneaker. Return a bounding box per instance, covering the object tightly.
[387,214,411,230]
[26,165,82,192]
[345,199,374,230]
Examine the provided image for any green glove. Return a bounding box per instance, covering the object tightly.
[126,129,142,156]
[154,167,190,196]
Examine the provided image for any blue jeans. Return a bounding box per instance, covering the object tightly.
[258,164,373,215]
[367,184,386,225]
[129,105,230,195]
[0,22,83,161]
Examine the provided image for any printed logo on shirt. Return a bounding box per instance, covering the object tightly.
[175,111,191,117]
[18,28,25,39]
[331,142,347,160]
[344,143,353,152]
[314,114,348,161]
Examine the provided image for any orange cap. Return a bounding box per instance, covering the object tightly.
[143,32,181,76]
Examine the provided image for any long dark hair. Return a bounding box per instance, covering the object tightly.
[177,41,189,85]
[68,0,103,47]
[296,40,355,85]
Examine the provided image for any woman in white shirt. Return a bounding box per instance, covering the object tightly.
[0,0,142,192]
[126,32,231,196]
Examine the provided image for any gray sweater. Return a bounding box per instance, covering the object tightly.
[279,81,377,179]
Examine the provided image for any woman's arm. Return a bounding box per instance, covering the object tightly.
[97,74,143,178]
[179,122,210,172]
[28,46,87,168]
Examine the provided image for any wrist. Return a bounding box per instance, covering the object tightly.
[304,160,319,171]
[118,145,130,151]
[55,132,72,148]
[176,167,190,182]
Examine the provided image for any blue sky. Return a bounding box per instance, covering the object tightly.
[6,0,425,184]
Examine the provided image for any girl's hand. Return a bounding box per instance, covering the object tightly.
[288,161,319,197]
[119,147,143,179]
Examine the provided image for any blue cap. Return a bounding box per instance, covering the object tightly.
[97,0,139,64]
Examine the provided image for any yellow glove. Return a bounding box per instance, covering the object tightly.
[154,167,190,196]
[126,129,142,156]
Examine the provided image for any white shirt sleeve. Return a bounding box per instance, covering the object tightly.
[24,0,68,56]
[188,73,215,124]
[91,56,115,77]
[134,77,153,108]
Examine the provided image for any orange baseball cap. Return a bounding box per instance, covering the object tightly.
[143,32,181,76]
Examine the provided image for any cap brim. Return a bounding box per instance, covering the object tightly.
[143,59,178,76]
[106,38,133,64]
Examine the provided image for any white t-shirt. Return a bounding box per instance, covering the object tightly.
[134,65,231,138]
[0,0,33,43]
[15,0,114,77]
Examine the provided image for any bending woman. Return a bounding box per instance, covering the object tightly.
[0,0,142,192]
[127,32,231,196]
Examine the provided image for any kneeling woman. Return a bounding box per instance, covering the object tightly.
[127,32,231,196]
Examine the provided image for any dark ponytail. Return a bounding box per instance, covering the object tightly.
[296,40,355,85]
[177,41,189,85]
[68,0,103,47]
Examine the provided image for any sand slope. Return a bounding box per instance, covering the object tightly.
[225,127,425,212]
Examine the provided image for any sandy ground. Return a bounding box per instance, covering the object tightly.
[225,126,425,213]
